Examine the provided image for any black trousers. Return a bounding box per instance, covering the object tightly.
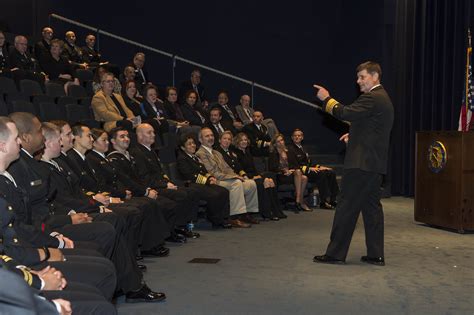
[325,169,384,260]
[41,255,117,300]
[57,218,143,293]
[308,169,339,203]
[158,187,196,226]
[185,183,230,225]
[43,282,117,314]
[253,174,285,218]
[106,204,144,255]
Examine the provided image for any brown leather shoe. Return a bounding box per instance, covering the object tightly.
[242,214,260,224]
[229,219,251,228]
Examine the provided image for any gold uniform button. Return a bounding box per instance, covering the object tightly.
[13,238,18,243]
[8,223,13,227]
[8,206,13,211]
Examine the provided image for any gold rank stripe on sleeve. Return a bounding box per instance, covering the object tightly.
[20,268,33,286]
[85,191,95,196]
[1,255,13,263]
[239,170,247,177]
[163,174,170,180]
[325,98,339,115]
[257,140,263,148]
[196,174,208,185]
[301,165,308,174]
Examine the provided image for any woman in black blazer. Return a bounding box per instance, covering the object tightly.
[268,134,311,211]
[232,132,286,219]
[176,134,231,228]
[179,90,208,127]
[138,84,170,143]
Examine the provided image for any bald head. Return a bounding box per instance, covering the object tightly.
[136,123,155,146]
[42,27,53,42]
[65,31,76,44]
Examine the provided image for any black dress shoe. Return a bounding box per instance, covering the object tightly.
[141,246,170,257]
[175,228,200,239]
[137,264,147,272]
[313,254,345,264]
[320,202,335,210]
[125,284,166,303]
[212,222,233,229]
[166,233,187,243]
[271,216,280,221]
[360,256,385,266]
[294,203,303,213]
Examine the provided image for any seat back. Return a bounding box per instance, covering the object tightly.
[67,84,88,98]
[11,100,36,115]
[0,77,18,95]
[45,82,66,98]
[39,102,65,121]
[20,79,44,97]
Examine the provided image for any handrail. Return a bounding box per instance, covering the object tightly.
[49,13,322,110]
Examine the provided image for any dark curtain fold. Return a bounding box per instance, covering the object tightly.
[390,0,473,196]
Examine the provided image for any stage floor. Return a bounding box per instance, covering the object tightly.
[117,197,474,314]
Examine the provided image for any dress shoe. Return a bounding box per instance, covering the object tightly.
[125,284,166,303]
[294,203,303,213]
[141,246,170,257]
[212,221,233,229]
[166,233,187,244]
[229,219,251,228]
[313,254,345,264]
[360,256,385,266]
[271,216,280,221]
[320,202,335,210]
[136,255,144,261]
[175,228,200,239]
[137,264,147,272]
[242,214,260,224]
[278,213,288,219]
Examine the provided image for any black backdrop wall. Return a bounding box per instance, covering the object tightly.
[0,0,472,196]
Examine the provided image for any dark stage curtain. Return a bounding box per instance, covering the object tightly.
[390,0,473,196]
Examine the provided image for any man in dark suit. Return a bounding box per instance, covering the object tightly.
[209,91,243,130]
[206,107,236,143]
[242,111,271,157]
[34,27,53,61]
[131,123,200,239]
[313,61,394,266]
[8,35,46,87]
[179,69,208,108]
[130,52,149,91]
[288,128,339,209]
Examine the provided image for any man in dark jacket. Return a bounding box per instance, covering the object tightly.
[313,61,394,266]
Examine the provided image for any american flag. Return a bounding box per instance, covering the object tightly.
[458,29,473,132]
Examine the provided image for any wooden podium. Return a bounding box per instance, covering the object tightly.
[415,131,474,232]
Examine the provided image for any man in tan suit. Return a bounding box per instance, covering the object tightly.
[196,127,259,227]
[91,72,136,132]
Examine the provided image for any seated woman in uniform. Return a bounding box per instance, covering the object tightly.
[232,132,287,220]
[268,133,311,212]
[176,134,232,229]
[39,39,80,94]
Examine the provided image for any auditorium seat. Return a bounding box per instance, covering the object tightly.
[57,96,79,106]
[0,77,19,96]
[45,82,66,99]
[65,104,100,128]
[0,97,8,115]
[11,100,37,115]
[67,84,88,98]
[38,102,65,121]
[19,79,44,97]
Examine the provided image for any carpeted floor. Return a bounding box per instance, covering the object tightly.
[117,197,474,315]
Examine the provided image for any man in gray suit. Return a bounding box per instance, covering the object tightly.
[235,95,280,139]
[312,61,394,266]
[196,127,259,228]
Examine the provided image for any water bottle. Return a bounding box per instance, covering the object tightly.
[311,192,319,207]
[187,221,194,232]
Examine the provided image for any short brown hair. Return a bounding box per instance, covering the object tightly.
[356,61,382,79]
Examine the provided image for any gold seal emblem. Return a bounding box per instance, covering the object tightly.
[427,141,447,173]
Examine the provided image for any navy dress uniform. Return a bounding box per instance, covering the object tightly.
[176,149,231,227]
